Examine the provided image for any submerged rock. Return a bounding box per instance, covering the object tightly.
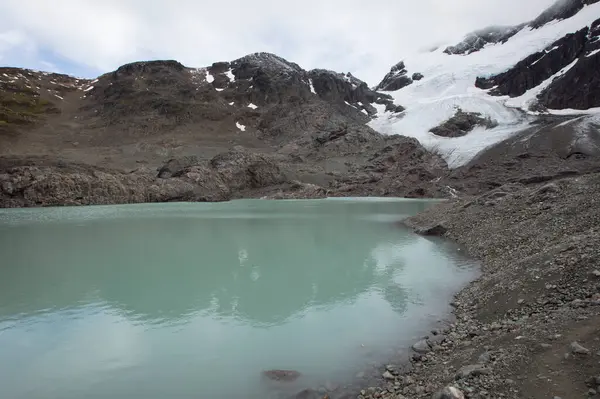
[415,224,448,237]
[262,369,302,382]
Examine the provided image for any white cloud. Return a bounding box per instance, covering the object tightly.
[0,0,556,84]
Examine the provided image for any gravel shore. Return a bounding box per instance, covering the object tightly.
[357,172,600,399]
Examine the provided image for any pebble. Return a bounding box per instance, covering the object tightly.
[571,341,591,355]
[382,371,395,380]
[412,339,431,354]
[431,386,465,399]
[455,364,490,379]
[478,351,492,364]
[589,388,597,396]
[517,299,525,304]
[591,270,600,277]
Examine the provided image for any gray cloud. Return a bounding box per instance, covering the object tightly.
[0,0,555,84]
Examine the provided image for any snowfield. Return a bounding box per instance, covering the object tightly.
[368,2,600,168]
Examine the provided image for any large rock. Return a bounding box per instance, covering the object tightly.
[261,369,301,382]
[374,61,414,91]
[429,108,497,138]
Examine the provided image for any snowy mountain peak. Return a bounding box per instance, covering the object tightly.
[369,0,600,169]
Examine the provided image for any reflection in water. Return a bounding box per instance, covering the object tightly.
[0,199,477,399]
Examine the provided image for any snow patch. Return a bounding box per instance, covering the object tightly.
[247,103,258,109]
[309,79,316,94]
[54,94,64,100]
[236,122,246,132]
[205,70,214,83]
[368,2,600,168]
[546,106,600,115]
[361,109,368,115]
[229,102,234,106]
[215,88,224,92]
[586,49,600,57]
[226,69,235,82]
[83,86,94,92]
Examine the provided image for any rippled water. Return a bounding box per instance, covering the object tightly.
[0,199,477,399]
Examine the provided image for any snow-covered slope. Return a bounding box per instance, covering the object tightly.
[369,1,600,168]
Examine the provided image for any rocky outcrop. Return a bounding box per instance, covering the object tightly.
[0,146,293,207]
[308,69,403,115]
[0,159,230,208]
[444,25,524,55]
[209,146,287,190]
[429,108,498,138]
[374,61,415,91]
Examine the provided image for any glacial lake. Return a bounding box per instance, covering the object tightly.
[0,199,478,399]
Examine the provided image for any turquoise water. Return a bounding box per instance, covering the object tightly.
[0,199,477,399]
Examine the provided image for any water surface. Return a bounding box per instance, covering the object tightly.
[0,199,477,399]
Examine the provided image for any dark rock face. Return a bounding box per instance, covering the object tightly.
[412,72,424,81]
[476,18,600,110]
[374,61,414,91]
[475,28,590,97]
[308,69,404,115]
[430,109,498,138]
[537,19,600,109]
[444,25,524,55]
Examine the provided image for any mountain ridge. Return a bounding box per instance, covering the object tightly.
[1,0,600,208]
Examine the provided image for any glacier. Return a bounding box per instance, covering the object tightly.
[368,2,600,168]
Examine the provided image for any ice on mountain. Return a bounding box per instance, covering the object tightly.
[369,1,600,168]
[236,122,246,131]
[247,103,258,109]
[229,102,234,106]
[215,88,224,92]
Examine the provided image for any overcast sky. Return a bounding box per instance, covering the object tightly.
[0,0,556,85]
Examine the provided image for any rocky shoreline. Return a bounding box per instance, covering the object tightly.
[350,171,600,399]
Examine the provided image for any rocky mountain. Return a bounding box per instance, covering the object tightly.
[0,52,442,207]
[1,0,600,208]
